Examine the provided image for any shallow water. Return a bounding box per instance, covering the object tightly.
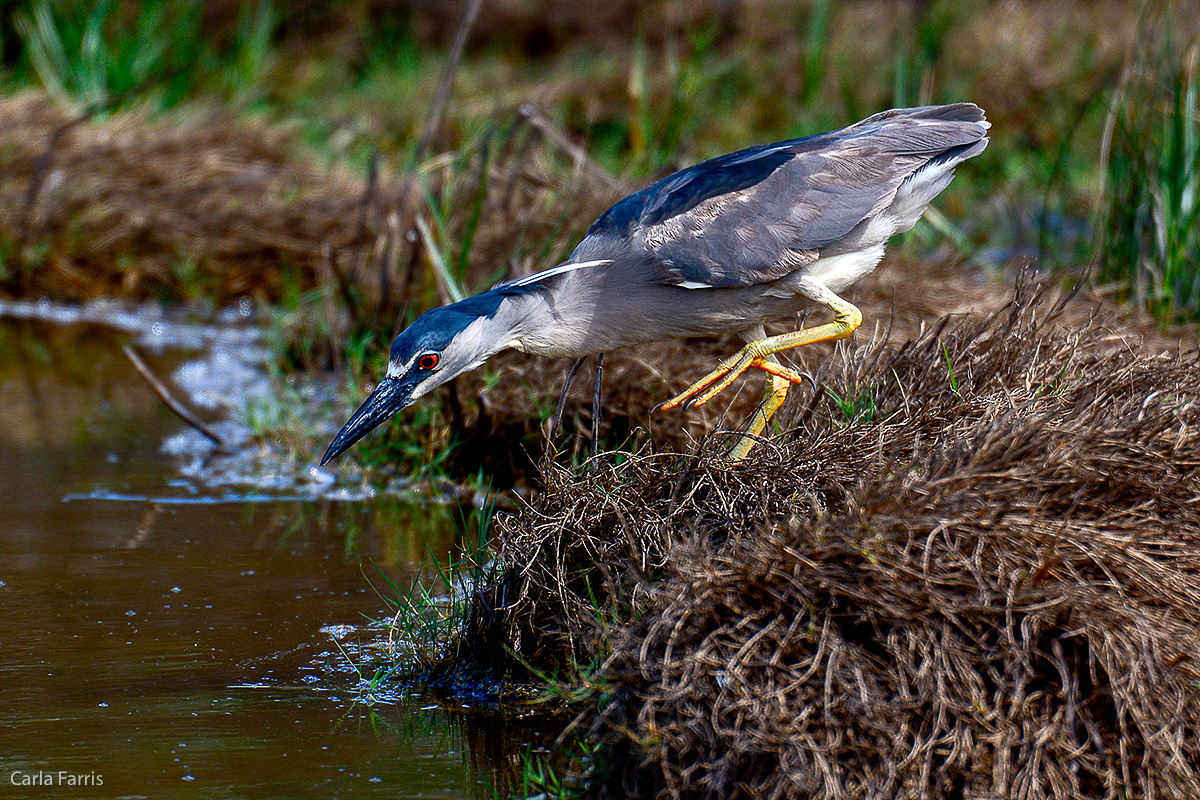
[0,309,540,798]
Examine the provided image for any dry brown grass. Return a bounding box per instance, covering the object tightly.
[0,91,618,311]
[457,282,1200,798]
[0,92,381,299]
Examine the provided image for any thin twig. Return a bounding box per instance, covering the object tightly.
[16,104,105,246]
[365,0,484,319]
[413,0,484,166]
[347,148,380,327]
[414,214,465,303]
[321,241,358,318]
[395,225,426,331]
[123,345,225,446]
[519,104,629,193]
[353,149,380,260]
[318,243,344,372]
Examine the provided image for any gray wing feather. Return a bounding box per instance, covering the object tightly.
[577,103,989,289]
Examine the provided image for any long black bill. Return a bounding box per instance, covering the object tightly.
[319,378,409,466]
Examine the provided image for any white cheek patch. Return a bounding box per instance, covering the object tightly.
[383,357,424,392]
[406,372,440,400]
[382,362,439,399]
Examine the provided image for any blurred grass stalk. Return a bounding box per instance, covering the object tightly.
[1098,35,1200,324]
[12,0,276,112]
[15,0,179,110]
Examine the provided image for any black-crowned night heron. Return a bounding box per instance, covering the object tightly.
[321,104,989,464]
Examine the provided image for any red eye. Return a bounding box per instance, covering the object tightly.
[417,353,439,370]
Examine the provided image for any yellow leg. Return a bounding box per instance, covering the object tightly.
[661,291,863,413]
[727,366,791,461]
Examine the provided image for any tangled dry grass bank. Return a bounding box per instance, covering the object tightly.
[0,91,617,309]
[0,92,375,299]
[455,284,1200,799]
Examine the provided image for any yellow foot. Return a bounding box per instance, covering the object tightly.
[726,372,789,461]
[659,352,811,412]
[654,284,862,460]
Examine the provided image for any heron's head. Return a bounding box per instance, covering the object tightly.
[320,298,516,465]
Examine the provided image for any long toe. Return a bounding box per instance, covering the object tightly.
[690,354,757,407]
[662,350,758,411]
[753,360,815,388]
[660,355,739,411]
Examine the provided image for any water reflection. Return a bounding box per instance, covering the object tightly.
[0,312,536,798]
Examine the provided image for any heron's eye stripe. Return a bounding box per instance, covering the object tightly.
[417,353,440,370]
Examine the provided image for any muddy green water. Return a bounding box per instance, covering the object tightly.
[0,315,542,798]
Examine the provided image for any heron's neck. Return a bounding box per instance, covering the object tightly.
[483,286,574,357]
[452,288,542,362]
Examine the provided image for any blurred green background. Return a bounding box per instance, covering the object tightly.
[1,0,1197,476]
